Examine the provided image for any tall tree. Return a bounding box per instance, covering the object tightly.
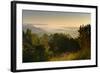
[78,24,91,59]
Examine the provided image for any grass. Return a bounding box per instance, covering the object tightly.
[49,48,91,61]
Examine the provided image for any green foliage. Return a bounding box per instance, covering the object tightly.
[48,33,80,55]
[32,45,48,62]
[23,24,91,62]
[78,24,91,59]
[23,29,48,62]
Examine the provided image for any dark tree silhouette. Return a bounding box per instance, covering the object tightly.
[77,24,91,59]
[23,29,48,62]
[48,33,80,56]
[78,24,91,49]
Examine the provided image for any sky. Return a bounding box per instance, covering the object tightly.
[22,10,91,37]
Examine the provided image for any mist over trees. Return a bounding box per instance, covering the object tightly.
[23,24,91,62]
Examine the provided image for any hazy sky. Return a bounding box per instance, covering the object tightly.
[22,10,91,31]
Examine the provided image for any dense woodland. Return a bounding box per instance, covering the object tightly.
[23,24,91,62]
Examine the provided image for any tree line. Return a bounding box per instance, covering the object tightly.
[23,24,91,62]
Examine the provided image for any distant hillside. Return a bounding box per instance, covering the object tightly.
[22,24,79,38]
[22,24,46,34]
